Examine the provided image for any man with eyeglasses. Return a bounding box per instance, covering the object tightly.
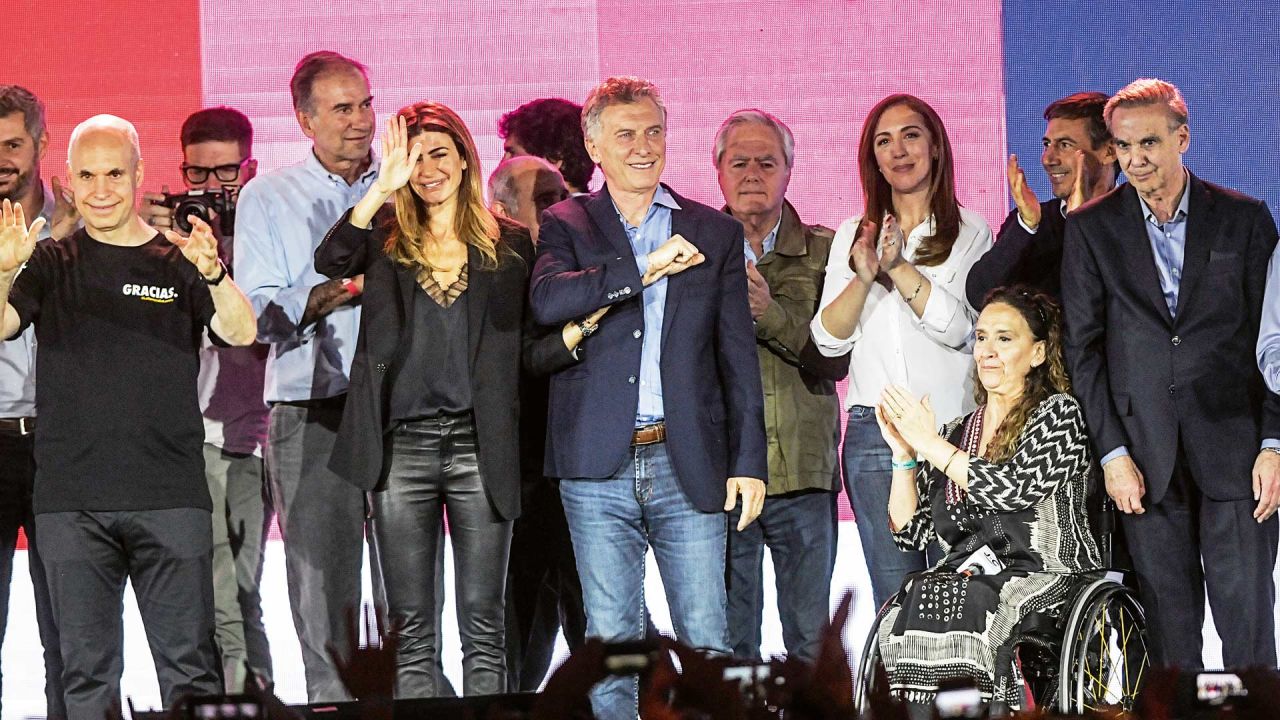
[143,107,273,691]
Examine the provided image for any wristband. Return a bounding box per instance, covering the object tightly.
[341,277,362,297]
[203,260,228,286]
[891,458,918,471]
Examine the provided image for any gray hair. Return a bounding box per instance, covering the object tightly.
[581,76,667,141]
[1104,78,1189,130]
[291,50,368,114]
[0,85,47,145]
[488,155,561,214]
[68,114,142,166]
[713,109,795,168]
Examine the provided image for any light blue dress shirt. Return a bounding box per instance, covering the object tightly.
[742,216,781,266]
[1258,243,1280,394]
[618,185,680,426]
[233,151,378,403]
[0,186,54,418]
[1138,178,1190,319]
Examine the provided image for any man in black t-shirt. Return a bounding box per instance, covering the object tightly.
[0,114,257,719]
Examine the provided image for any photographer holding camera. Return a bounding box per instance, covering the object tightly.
[141,107,255,238]
[142,107,273,692]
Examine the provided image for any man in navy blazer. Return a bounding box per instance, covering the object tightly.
[530,76,767,720]
[1062,78,1280,668]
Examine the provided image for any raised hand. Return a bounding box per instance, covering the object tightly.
[745,260,771,318]
[163,214,221,280]
[848,217,880,286]
[373,115,423,196]
[1065,149,1088,213]
[48,176,80,240]
[0,199,45,275]
[878,214,907,271]
[1007,154,1041,230]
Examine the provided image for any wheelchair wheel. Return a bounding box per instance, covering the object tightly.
[1056,576,1150,714]
[852,600,893,716]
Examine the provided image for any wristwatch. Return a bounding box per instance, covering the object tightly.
[577,319,598,338]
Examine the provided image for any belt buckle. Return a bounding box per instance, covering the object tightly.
[18,417,32,435]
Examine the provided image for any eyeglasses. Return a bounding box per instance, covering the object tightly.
[181,157,251,185]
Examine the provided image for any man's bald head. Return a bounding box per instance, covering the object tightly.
[68,114,142,168]
[67,114,146,236]
[488,155,568,243]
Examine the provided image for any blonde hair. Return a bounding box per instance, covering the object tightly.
[1103,78,1188,130]
[382,101,502,271]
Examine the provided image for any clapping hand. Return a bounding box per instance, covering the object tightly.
[373,115,423,197]
[1008,154,1041,229]
[874,402,915,460]
[0,199,44,275]
[48,176,80,240]
[848,217,880,286]
[163,215,222,281]
[878,214,907,271]
[878,384,936,450]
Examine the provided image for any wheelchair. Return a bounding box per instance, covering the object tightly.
[853,500,1150,715]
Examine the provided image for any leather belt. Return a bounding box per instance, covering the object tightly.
[631,421,666,446]
[0,417,35,436]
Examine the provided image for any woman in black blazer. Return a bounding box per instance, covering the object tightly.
[315,102,578,697]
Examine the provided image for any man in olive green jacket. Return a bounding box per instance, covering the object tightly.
[715,109,844,661]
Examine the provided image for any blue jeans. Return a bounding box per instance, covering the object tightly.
[843,406,927,609]
[726,489,835,662]
[560,442,729,720]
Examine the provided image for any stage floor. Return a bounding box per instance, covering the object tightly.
[1,520,1274,717]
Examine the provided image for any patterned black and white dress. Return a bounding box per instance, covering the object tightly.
[877,393,1101,706]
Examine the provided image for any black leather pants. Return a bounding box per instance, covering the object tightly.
[371,414,512,697]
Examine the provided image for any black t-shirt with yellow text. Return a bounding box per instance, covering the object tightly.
[8,229,217,513]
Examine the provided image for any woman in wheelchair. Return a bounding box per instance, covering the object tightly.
[873,286,1102,714]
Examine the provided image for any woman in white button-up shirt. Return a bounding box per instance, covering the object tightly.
[811,94,993,608]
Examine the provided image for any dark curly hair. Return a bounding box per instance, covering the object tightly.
[498,98,594,193]
[974,285,1072,463]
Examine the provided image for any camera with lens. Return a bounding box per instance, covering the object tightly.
[158,187,239,236]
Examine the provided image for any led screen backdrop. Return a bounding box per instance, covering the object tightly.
[4,0,1278,714]
[1003,0,1280,221]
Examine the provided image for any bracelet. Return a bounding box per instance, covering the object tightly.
[941,448,962,475]
[341,277,362,297]
[203,260,228,286]
[577,320,598,338]
[903,278,924,304]
[891,458,918,471]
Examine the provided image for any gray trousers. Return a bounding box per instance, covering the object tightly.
[204,443,273,690]
[265,399,368,703]
[38,508,220,720]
